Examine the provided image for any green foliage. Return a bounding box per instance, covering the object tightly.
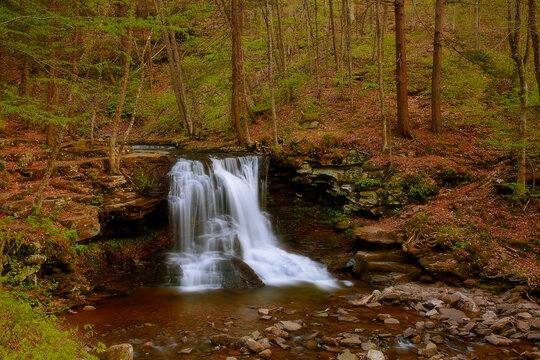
[400,174,439,202]
[351,177,381,189]
[0,289,97,360]
[131,163,155,192]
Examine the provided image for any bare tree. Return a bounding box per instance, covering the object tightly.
[431,0,444,134]
[375,0,387,150]
[508,0,528,197]
[329,0,340,72]
[394,0,411,138]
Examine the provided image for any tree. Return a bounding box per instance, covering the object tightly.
[375,0,388,150]
[231,0,246,145]
[394,0,411,138]
[431,0,444,134]
[264,0,279,147]
[507,0,528,198]
[108,3,133,175]
[529,0,540,100]
[329,0,340,72]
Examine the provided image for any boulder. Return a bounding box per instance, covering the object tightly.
[353,225,404,247]
[218,256,264,289]
[57,205,100,241]
[439,308,467,322]
[277,320,302,332]
[366,349,386,360]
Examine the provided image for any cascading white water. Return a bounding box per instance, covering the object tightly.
[167,156,336,291]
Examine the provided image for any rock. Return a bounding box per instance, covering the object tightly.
[259,349,272,359]
[349,294,374,307]
[226,357,238,360]
[366,349,386,360]
[302,121,319,129]
[485,334,512,346]
[273,337,289,350]
[425,309,438,317]
[403,327,417,338]
[439,308,467,322]
[267,326,289,338]
[422,342,438,357]
[443,293,462,306]
[179,348,192,354]
[96,175,127,189]
[353,225,404,246]
[532,318,540,330]
[517,320,531,332]
[57,205,100,241]
[338,316,359,322]
[517,312,533,320]
[491,317,512,332]
[377,313,392,321]
[83,305,96,311]
[411,335,422,344]
[527,332,540,341]
[431,335,444,344]
[217,256,264,289]
[304,339,318,350]
[339,336,362,346]
[101,344,133,360]
[337,349,357,360]
[25,254,47,266]
[384,318,400,325]
[243,337,265,353]
[258,308,270,316]
[251,330,262,340]
[209,334,240,347]
[483,311,498,319]
[362,342,377,351]
[277,320,302,332]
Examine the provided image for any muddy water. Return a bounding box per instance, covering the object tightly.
[63,281,525,360]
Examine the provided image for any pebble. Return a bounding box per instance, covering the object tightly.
[258,308,270,316]
[82,305,96,311]
[384,318,400,325]
[366,349,386,360]
[277,320,302,332]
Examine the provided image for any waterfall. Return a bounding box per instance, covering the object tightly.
[166,156,336,291]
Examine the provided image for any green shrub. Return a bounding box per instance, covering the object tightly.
[0,289,97,360]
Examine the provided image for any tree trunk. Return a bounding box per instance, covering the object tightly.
[343,0,353,107]
[302,0,313,74]
[314,0,320,92]
[376,0,387,151]
[329,0,340,72]
[529,0,540,100]
[265,0,279,147]
[431,0,444,134]
[475,0,480,51]
[508,0,528,198]
[410,0,416,30]
[33,124,67,214]
[116,30,153,170]
[109,6,133,175]
[394,0,411,138]
[154,0,193,136]
[232,0,246,145]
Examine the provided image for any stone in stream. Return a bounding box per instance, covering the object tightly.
[339,336,362,346]
[337,349,357,360]
[209,334,240,347]
[83,305,96,311]
[242,337,265,353]
[384,318,400,325]
[258,308,270,316]
[266,326,289,338]
[431,335,444,344]
[403,327,417,339]
[101,344,133,360]
[366,349,386,360]
[490,317,512,332]
[439,308,466,322]
[517,312,533,320]
[517,320,531,332]
[527,332,540,341]
[277,320,302,332]
[362,342,377,351]
[259,349,272,359]
[273,337,290,350]
[485,334,512,346]
[338,316,359,322]
[420,342,438,357]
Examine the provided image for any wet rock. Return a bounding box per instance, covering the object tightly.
[258,308,270,316]
[517,320,531,332]
[483,311,497,319]
[527,332,540,341]
[377,313,392,321]
[439,308,466,322]
[485,334,512,346]
[443,292,462,306]
[338,316,359,322]
[431,335,444,344]
[209,334,240,347]
[349,294,373,307]
[251,330,262,340]
[101,344,133,360]
[242,337,264,353]
[273,337,290,349]
[277,320,302,332]
[411,335,422,344]
[362,342,377,351]
[337,349,357,360]
[384,318,400,325]
[403,327,417,338]
[339,336,362,346]
[218,257,264,289]
[425,309,438,317]
[226,357,238,360]
[179,348,192,354]
[304,339,318,350]
[83,305,96,311]
[366,349,386,360]
[420,342,438,357]
[490,317,512,332]
[259,349,272,359]
[518,312,533,320]
[314,312,329,317]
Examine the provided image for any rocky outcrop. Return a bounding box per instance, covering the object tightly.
[218,256,264,289]
[57,203,100,241]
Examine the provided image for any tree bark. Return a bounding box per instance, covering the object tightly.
[329,0,340,72]
[265,0,279,147]
[376,0,387,151]
[394,0,411,138]
[410,0,416,30]
[475,0,480,51]
[431,0,444,134]
[508,0,528,198]
[529,0,540,100]
[231,0,246,145]
[109,5,133,174]
[273,0,290,103]
[343,0,353,107]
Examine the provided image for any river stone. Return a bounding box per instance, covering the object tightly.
[423,342,438,357]
[517,312,533,320]
[83,305,96,311]
[267,326,289,338]
[337,349,357,360]
[403,327,416,338]
[242,337,265,353]
[517,320,531,332]
[339,336,362,346]
[277,320,302,332]
[485,334,512,346]
[218,256,264,289]
[259,349,272,359]
[362,342,377,351]
[439,308,466,322]
[384,318,400,325]
[101,344,133,360]
[366,349,386,360]
[209,334,240,347]
[527,332,540,341]
[491,317,512,332]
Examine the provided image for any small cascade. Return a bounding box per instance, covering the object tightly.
[166,156,336,291]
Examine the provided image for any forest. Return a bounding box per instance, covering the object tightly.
[0,0,539,359]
